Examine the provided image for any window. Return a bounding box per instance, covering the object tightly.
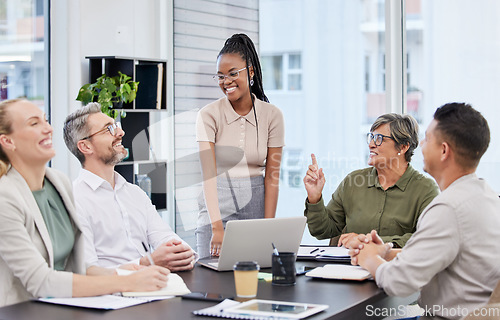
[261,53,302,91]
[261,55,282,90]
[364,55,370,92]
[405,0,500,192]
[281,149,303,188]
[260,0,386,244]
[260,0,500,246]
[0,0,47,112]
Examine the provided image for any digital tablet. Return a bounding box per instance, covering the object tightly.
[223,299,329,319]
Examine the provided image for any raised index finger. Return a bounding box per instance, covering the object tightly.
[311,153,318,167]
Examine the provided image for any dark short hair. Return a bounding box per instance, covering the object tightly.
[433,103,490,169]
[370,113,419,162]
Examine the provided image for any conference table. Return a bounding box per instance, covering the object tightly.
[0,261,418,320]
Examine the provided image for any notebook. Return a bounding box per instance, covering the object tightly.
[197,216,307,271]
[121,273,191,297]
[193,299,328,319]
[297,245,351,263]
[305,264,372,281]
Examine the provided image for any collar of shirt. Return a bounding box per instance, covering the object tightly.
[368,164,415,191]
[222,96,257,127]
[79,168,126,192]
[445,172,477,191]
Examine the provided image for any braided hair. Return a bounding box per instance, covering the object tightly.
[218,34,268,154]
[218,33,268,103]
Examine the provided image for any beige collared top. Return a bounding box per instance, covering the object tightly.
[196,96,285,178]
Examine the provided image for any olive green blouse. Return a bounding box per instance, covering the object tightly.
[32,178,75,271]
[304,165,439,247]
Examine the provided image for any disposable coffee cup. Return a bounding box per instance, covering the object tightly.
[272,252,296,286]
[233,261,260,297]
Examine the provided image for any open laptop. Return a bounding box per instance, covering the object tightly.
[197,216,307,271]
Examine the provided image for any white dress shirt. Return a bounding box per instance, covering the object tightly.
[74,169,191,268]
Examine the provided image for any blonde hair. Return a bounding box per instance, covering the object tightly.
[0,98,27,177]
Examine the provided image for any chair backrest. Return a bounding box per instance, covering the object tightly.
[463,280,500,319]
[488,279,500,304]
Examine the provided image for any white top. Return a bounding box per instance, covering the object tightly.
[376,174,500,320]
[196,96,285,178]
[73,169,191,268]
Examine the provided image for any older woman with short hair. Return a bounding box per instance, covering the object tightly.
[304,113,438,249]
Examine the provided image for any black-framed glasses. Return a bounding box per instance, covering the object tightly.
[81,122,122,140]
[366,132,395,146]
[212,67,247,83]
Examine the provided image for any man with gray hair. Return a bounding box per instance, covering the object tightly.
[64,103,196,273]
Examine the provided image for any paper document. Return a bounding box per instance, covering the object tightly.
[297,246,350,263]
[297,246,349,258]
[38,295,149,310]
[305,264,372,281]
[122,273,190,297]
[116,269,191,297]
[193,299,242,318]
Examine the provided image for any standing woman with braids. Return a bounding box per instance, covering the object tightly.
[195,34,285,258]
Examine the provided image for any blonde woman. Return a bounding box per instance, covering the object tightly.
[0,99,169,307]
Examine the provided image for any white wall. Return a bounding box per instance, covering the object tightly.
[50,0,169,180]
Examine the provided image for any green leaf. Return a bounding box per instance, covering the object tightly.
[76,71,138,109]
[127,91,137,102]
[76,84,96,104]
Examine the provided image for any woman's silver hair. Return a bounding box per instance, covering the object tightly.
[370,113,419,162]
[63,103,102,165]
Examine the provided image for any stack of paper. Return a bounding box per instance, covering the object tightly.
[38,295,153,310]
[305,264,372,281]
[116,269,191,297]
[297,245,350,263]
[121,273,191,297]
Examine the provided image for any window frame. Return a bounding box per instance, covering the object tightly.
[261,52,303,93]
[384,0,406,114]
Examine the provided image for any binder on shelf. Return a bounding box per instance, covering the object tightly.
[135,63,163,110]
[156,63,163,109]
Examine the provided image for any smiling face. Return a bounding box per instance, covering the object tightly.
[367,123,401,169]
[2,100,55,165]
[216,53,254,105]
[85,112,126,166]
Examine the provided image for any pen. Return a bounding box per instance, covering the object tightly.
[142,242,155,266]
[309,248,319,254]
[272,242,279,256]
[271,243,286,274]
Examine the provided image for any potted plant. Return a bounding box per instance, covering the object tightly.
[76,71,139,118]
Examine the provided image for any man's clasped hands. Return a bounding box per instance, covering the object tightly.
[346,230,401,277]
